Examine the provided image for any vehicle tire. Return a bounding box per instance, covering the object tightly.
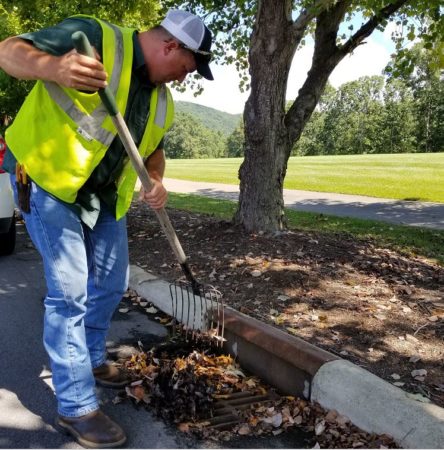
[0,215,16,255]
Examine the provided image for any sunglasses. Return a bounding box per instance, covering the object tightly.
[179,43,212,59]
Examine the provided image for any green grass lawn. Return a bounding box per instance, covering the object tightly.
[163,193,444,266]
[165,153,444,202]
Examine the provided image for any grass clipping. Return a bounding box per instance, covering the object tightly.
[115,345,398,448]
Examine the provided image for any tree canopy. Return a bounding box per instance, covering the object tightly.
[162,0,443,232]
[0,0,160,128]
[1,1,442,232]
[164,111,226,158]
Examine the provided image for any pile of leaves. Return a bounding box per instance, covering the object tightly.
[117,344,398,448]
[127,206,444,409]
[122,347,247,422]
[228,399,398,449]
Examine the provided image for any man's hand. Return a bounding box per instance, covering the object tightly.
[54,48,108,91]
[0,37,107,90]
[139,178,168,210]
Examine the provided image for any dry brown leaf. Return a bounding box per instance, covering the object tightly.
[178,422,190,433]
[411,369,427,377]
[238,424,251,435]
[286,327,299,335]
[125,385,146,403]
[336,414,350,425]
[249,416,260,427]
[315,419,326,436]
[405,334,419,343]
[272,429,284,436]
[325,409,338,422]
[245,378,256,388]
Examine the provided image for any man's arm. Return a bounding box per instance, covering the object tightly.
[0,36,107,91]
[139,148,168,210]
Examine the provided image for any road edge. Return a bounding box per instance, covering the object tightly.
[129,264,444,449]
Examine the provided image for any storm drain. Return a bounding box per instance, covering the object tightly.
[200,390,281,430]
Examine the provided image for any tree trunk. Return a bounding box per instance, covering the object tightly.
[235,0,346,232]
[234,0,297,232]
[235,0,409,233]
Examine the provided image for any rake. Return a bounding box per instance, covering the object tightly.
[169,282,224,346]
[72,31,225,346]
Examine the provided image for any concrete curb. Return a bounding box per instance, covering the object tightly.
[311,360,444,449]
[129,264,444,449]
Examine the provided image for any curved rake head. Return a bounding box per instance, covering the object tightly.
[169,282,225,347]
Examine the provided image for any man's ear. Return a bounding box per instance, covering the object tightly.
[163,39,180,55]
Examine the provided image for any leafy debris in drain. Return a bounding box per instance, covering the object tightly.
[118,344,399,448]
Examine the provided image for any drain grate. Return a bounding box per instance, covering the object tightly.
[200,390,281,430]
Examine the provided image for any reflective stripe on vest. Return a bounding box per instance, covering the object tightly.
[6,16,174,220]
[114,84,174,220]
[43,23,125,147]
[5,18,134,204]
[43,82,115,146]
[154,85,168,128]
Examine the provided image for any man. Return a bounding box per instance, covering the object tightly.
[0,9,213,448]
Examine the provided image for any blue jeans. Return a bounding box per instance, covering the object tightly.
[11,174,129,417]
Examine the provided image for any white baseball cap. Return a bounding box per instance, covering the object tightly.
[161,9,214,80]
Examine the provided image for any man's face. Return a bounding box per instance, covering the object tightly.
[151,41,197,85]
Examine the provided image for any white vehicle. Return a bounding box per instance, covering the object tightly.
[0,134,16,255]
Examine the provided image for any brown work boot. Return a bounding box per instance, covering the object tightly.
[56,409,126,448]
[93,362,131,389]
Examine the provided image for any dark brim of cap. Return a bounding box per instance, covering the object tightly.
[195,55,214,80]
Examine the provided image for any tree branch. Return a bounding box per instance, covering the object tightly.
[340,0,409,56]
[291,0,336,35]
[285,0,351,145]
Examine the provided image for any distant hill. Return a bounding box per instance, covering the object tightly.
[175,101,242,136]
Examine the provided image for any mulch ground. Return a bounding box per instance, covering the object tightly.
[126,202,444,411]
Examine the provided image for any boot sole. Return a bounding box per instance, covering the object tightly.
[56,417,127,449]
[94,377,131,389]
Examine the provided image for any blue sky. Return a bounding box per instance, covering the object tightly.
[173,18,399,115]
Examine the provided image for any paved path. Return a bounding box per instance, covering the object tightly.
[163,178,444,230]
[0,225,191,449]
[0,225,309,449]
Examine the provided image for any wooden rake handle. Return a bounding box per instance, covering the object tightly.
[72,31,200,292]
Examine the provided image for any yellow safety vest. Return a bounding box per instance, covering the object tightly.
[6,16,174,220]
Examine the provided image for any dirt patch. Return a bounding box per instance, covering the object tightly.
[127,203,444,409]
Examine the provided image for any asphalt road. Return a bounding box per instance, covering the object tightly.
[0,224,189,449]
[163,178,444,230]
[0,223,311,449]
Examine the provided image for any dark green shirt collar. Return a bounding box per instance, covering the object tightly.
[133,31,155,88]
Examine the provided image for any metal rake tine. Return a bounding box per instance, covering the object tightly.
[169,284,177,337]
[200,286,206,337]
[202,286,209,335]
[214,290,221,347]
[209,287,224,348]
[210,287,217,330]
[194,288,201,341]
[218,294,225,348]
[191,286,197,342]
[179,283,185,338]
[186,284,192,341]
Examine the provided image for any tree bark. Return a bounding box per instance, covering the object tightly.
[235,0,409,233]
[235,0,299,232]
